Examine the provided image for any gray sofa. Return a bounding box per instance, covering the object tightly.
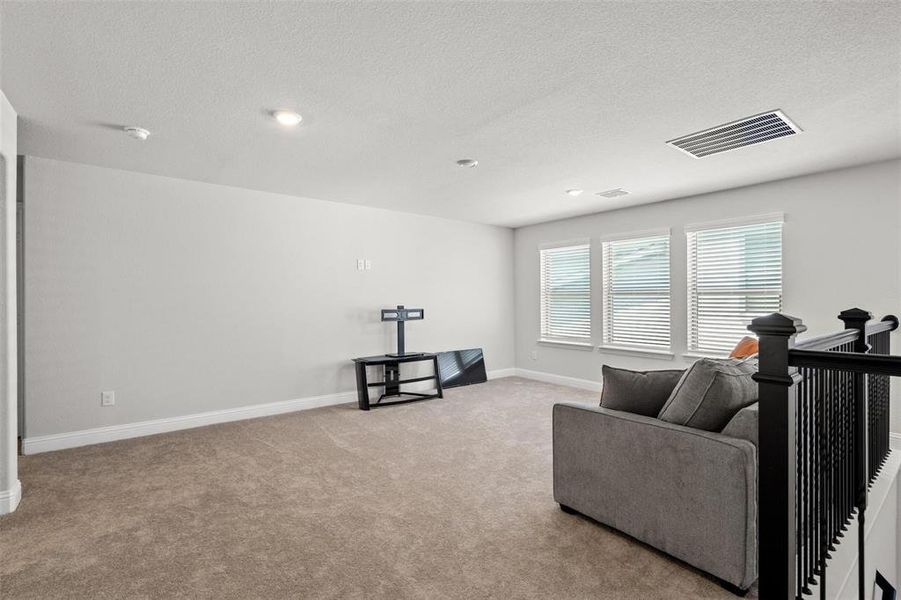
[552,400,758,591]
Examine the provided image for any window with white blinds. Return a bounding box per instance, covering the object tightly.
[687,219,783,354]
[539,243,591,342]
[602,233,671,350]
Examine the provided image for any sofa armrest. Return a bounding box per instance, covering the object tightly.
[553,402,757,589]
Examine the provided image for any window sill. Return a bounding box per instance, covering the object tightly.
[537,339,595,351]
[682,352,730,360]
[597,345,675,360]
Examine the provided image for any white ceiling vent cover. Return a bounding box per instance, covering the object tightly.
[667,110,801,159]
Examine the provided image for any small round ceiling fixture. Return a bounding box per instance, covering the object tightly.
[123,126,150,141]
[565,188,583,197]
[456,159,478,168]
[273,110,303,127]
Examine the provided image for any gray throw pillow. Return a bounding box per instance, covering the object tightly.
[600,365,685,417]
[721,402,759,446]
[657,358,758,432]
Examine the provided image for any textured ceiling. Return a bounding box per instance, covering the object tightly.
[1,2,899,227]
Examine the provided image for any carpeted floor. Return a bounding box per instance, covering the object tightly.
[0,377,756,599]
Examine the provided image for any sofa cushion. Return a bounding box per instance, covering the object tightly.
[600,365,685,417]
[721,402,759,446]
[657,358,758,431]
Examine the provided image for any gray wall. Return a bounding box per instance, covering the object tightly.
[21,155,901,439]
[0,89,19,510]
[514,160,901,426]
[23,157,514,438]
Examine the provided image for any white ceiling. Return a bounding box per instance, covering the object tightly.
[2,2,899,228]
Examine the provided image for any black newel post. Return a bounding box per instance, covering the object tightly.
[837,308,872,600]
[749,313,807,600]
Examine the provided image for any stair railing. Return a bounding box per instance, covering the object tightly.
[750,309,898,599]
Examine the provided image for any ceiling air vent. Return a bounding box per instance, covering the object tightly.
[596,188,629,198]
[667,110,801,159]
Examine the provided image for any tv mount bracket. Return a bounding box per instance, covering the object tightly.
[381,305,424,357]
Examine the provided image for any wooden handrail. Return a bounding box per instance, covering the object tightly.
[790,315,897,353]
[793,329,858,352]
[866,315,899,337]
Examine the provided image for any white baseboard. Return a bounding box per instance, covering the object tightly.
[513,368,601,392]
[22,390,358,455]
[22,369,517,455]
[487,368,516,380]
[0,480,22,515]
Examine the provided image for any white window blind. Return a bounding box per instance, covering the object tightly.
[687,219,783,354]
[602,234,671,350]
[539,243,591,342]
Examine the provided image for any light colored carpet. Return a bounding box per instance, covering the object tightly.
[0,377,756,599]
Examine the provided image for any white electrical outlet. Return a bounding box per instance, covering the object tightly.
[356,259,365,271]
[101,391,116,406]
[530,350,538,360]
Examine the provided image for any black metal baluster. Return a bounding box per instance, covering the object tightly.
[832,371,847,539]
[880,332,884,467]
[883,352,888,469]
[835,367,842,538]
[797,375,804,600]
[841,369,848,531]
[818,367,827,600]
[869,363,875,483]
[801,372,806,594]
[813,372,819,588]
[812,369,819,580]
[846,362,851,523]
[806,370,815,591]
[847,367,852,522]
[828,367,833,541]
[884,334,890,468]
[877,362,882,473]
[846,367,853,529]
[802,371,811,595]
[846,368,853,531]
[795,376,804,599]
[837,368,846,540]
[832,368,840,550]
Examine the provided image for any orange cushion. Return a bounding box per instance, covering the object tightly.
[729,336,759,359]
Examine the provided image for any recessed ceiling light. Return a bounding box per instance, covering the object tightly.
[273,110,303,127]
[456,159,478,168]
[565,188,583,197]
[596,188,630,198]
[123,126,150,141]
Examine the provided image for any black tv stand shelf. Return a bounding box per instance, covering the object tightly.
[366,373,436,387]
[352,353,443,410]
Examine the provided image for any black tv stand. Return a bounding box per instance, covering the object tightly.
[352,353,443,410]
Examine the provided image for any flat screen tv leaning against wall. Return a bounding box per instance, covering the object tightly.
[437,348,487,389]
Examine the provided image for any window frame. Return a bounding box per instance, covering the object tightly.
[685,213,784,356]
[599,228,673,353]
[538,239,592,346]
